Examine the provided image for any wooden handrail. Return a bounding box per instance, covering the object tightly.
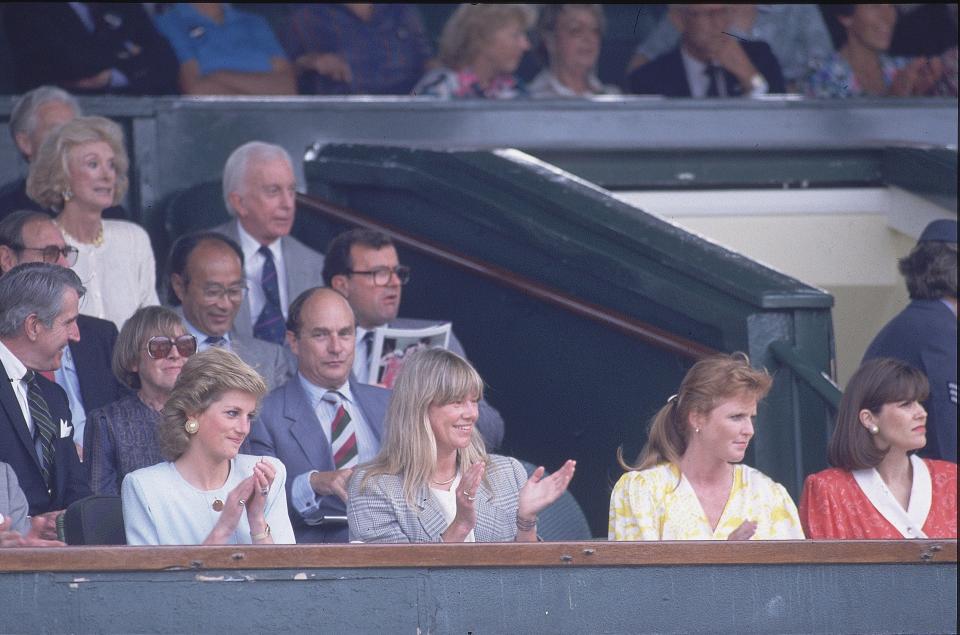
[0,540,954,573]
[297,193,718,361]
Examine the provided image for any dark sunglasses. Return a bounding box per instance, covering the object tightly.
[147,334,198,359]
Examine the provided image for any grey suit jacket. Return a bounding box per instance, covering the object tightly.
[347,454,527,543]
[230,334,294,392]
[361,317,505,450]
[212,220,326,339]
[247,376,390,543]
[1,461,30,534]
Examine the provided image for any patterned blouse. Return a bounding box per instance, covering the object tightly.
[804,52,909,98]
[412,67,526,99]
[609,462,804,541]
[85,393,163,496]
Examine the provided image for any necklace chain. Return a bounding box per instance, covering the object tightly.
[431,473,457,486]
[55,218,104,247]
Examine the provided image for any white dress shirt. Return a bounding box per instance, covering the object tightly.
[236,222,289,325]
[0,340,32,435]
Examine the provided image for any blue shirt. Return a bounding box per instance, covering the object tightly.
[155,4,285,75]
[54,346,86,449]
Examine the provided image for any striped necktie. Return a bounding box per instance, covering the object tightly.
[322,391,358,470]
[253,245,286,344]
[24,371,57,489]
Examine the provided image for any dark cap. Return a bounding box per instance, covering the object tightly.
[918,219,957,243]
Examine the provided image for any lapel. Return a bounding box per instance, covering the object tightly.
[852,455,932,538]
[669,49,693,97]
[285,379,334,471]
[0,359,44,474]
[221,221,253,338]
[471,476,498,541]
[279,236,300,301]
[415,484,449,541]
[348,379,383,442]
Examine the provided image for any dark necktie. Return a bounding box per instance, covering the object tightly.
[323,392,359,470]
[705,64,721,97]
[204,335,226,348]
[24,371,57,489]
[253,246,286,344]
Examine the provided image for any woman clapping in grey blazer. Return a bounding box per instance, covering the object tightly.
[348,348,576,543]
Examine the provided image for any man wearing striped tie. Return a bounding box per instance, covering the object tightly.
[247,287,390,543]
[0,263,91,539]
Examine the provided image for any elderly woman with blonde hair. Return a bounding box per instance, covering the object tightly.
[348,348,576,543]
[412,4,535,99]
[122,348,295,545]
[26,115,159,328]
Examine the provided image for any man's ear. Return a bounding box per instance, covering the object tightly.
[228,191,246,219]
[330,274,350,297]
[13,132,33,161]
[286,329,299,356]
[170,273,187,303]
[0,245,18,274]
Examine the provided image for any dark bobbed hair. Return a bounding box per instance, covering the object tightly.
[898,241,957,300]
[828,357,929,470]
[165,231,244,305]
[321,228,394,286]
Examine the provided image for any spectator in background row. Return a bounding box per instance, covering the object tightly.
[2,2,178,95]
[1,461,65,547]
[889,3,958,59]
[627,4,784,98]
[155,3,295,95]
[529,4,620,98]
[0,87,126,222]
[85,306,195,496]
[27,116,160,328]
[413,4,535,99]
[627,4,833,93]
[281,3,434,95]
[805,4,947,98]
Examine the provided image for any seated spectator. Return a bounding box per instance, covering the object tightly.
[2,2,178,95]
[1,461,65,548]
[889,3,958,58]
[322,229,505,450]
[0,211,127,458]
[281,3,433,95]
[26,116,159,328]
[212,141,325,345]
[799,358,957,539]
[348,348,575,543]
[609,352,803,541]
[529,4,621,98]
[805,5,946,98]
[85,306,195,496]
[166,231,292,391]
[627,4,785,97]
[0,263,92,536]
[122,348,295,545]
[412,4,534,99]
[0,87,126,221]
[155,3,295,95]
[862,219,957,462]
[247,288,390,544]
[627,4,833,93]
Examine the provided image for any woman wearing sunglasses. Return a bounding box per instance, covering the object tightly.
[85,306,197,495]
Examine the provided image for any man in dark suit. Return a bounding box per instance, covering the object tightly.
[248,288,390,543]
[627,4,784,97]
[0,263,92,537]
[863,219,957,462]
[212,141,325,345]
[322,228,505,450]
[0,211,126,459]
[0,87,126,221]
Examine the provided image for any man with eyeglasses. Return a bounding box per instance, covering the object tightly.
[0,210,126,459]
[322,229,504,450]
[166,231,292,391]
[627,4,784,98]
[213,141,325,346]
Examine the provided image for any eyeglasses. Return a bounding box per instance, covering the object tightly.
[347,265,411,286]
[147,334,198,359]
[200,284,248,303]
[14,245,79,267]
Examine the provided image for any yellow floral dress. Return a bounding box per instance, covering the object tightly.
[608,463,804,541]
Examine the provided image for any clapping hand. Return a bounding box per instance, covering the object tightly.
[727,519,757,541]
[517,459,577,522]
[443,461,485,542]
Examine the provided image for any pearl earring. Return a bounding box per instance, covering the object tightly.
[184,418,199,434]
[869,424,879,435]
[63,187,73,202]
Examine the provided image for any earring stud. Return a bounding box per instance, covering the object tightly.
[184,418,199,434]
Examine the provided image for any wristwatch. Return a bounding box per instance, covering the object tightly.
[251,524,271,541]
[748,73,769,96]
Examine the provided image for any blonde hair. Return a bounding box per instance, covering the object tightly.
[112,306,188,390]
[618,352,773,472]
[157,348,267,461]
[439,4,537,69]
[26,115,129,210]
[360,347,488,505]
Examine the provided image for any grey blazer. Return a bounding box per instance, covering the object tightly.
[1,461,30,534]
[247,376,390,543]
[212,220,326,339]
[347,454,527,543]
[367,318,505,451]
[230,334,293,392]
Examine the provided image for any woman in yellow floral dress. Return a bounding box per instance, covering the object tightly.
[609,353,804,541]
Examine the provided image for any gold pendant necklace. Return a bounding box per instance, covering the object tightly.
[212,498,224,512]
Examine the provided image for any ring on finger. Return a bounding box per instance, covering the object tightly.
[238,499,246,507]
[260,487,269,496]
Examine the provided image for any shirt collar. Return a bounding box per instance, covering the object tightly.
[236,220,283,263]
[298,372,353,410]
[940,297,958,318]
[0,339,28,383]
[181,315,232,348]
